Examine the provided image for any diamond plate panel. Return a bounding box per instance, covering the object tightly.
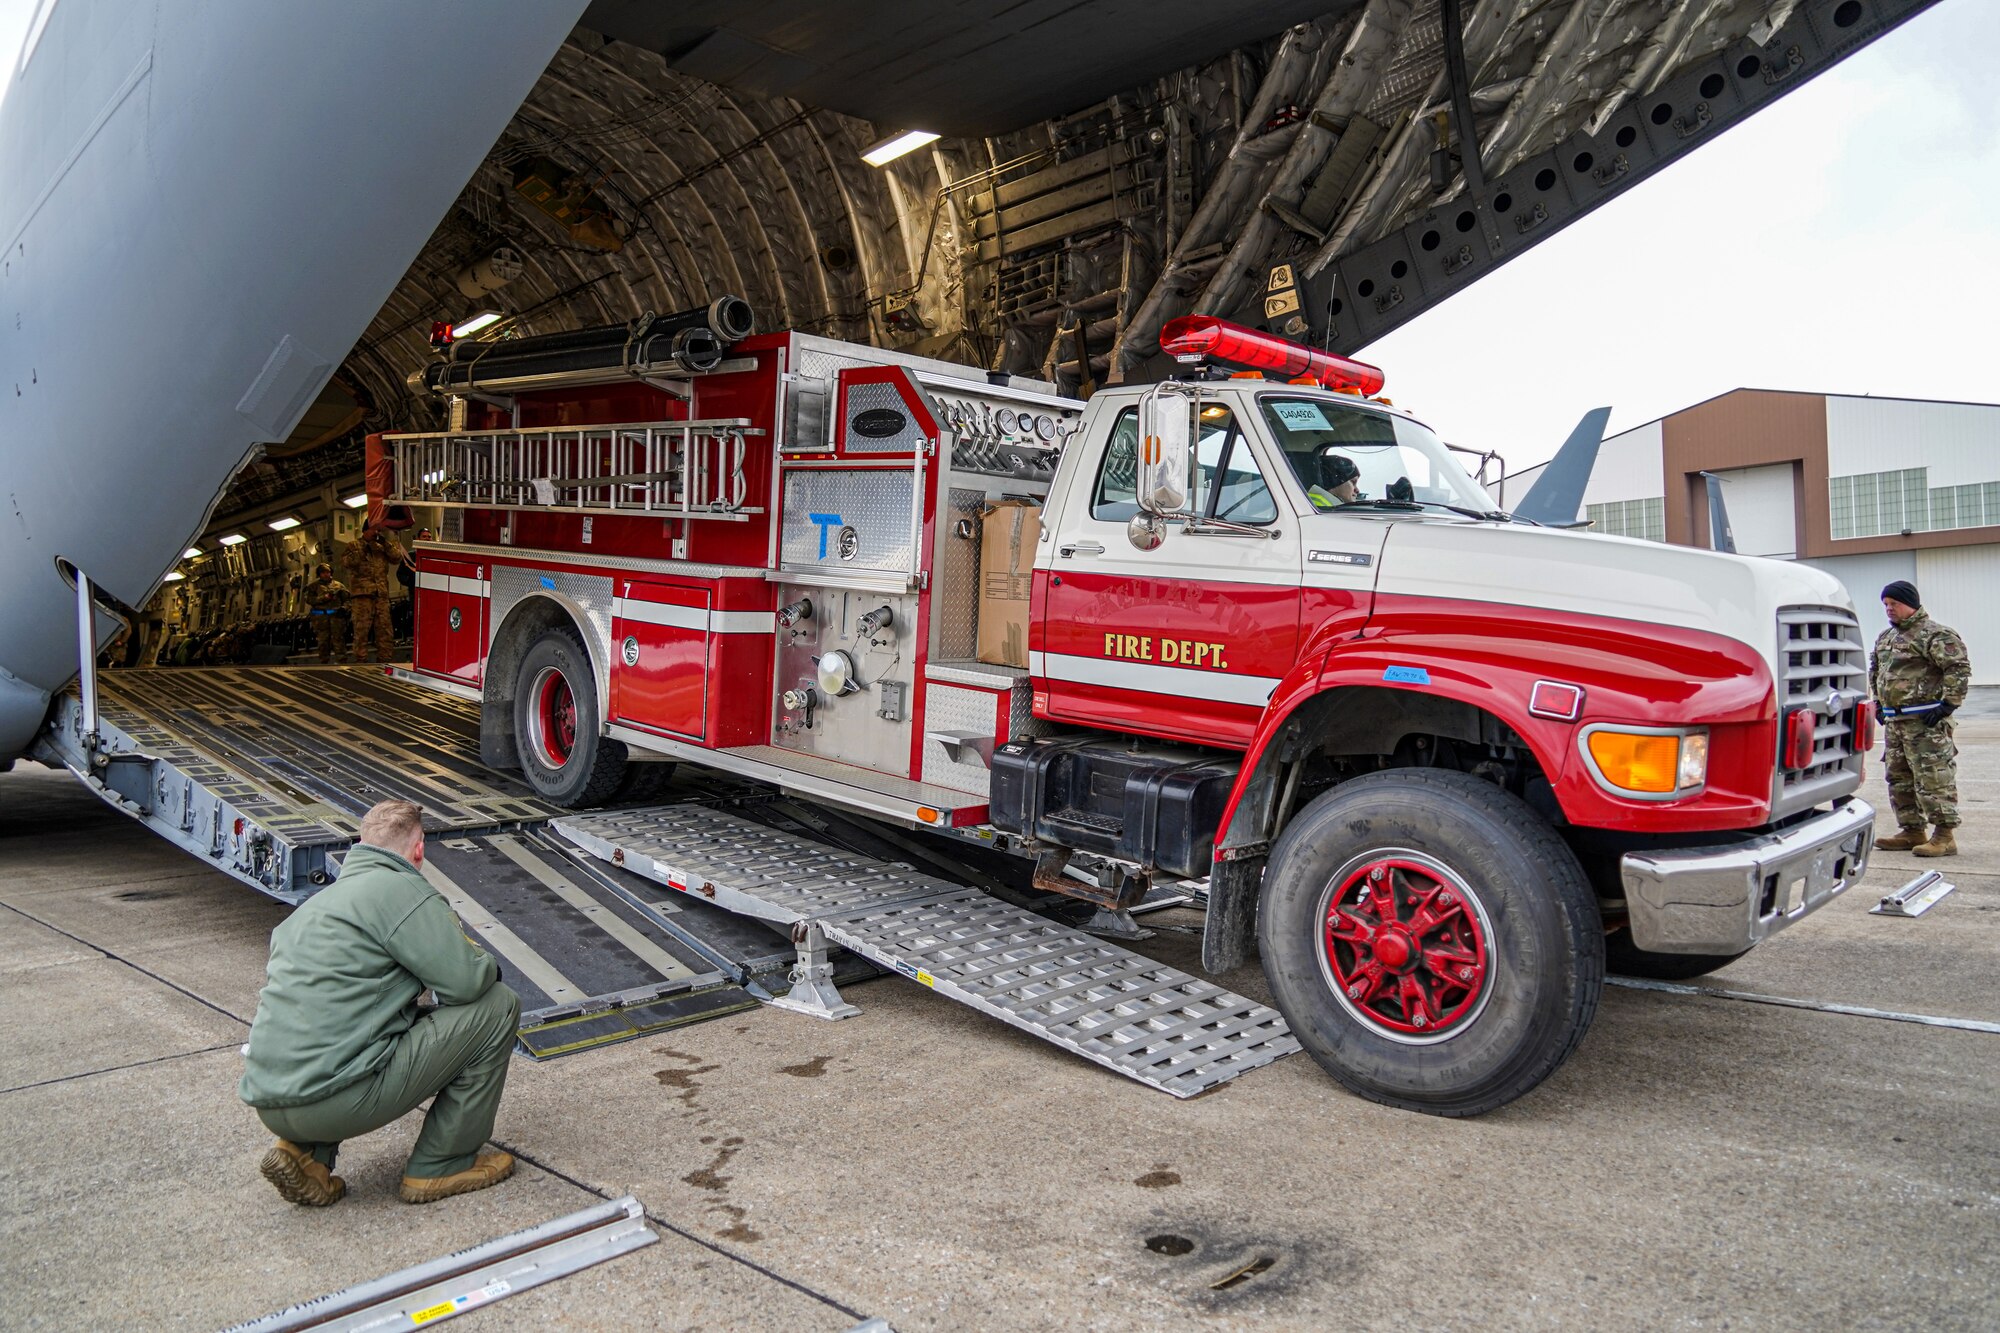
[920,682,999,796]
[842,379,927,454]
[779,468,916,573]
[555,805,961,924]
[490,563,615,701]
[554,802,1300,1097]
[789,342,885,452]
[823,893,1300,1098]
[1006,674,1055,742]
[936,487,984,660]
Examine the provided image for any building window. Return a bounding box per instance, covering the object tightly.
[1831,467,1997,539]
[1586,496,1665,542]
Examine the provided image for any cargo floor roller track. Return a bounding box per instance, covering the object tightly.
[555,805,1300,1097]
[34,666,859,1056]
[44,666,560,878]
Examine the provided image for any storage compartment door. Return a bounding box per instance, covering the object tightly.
[613,583,711,740]
[414,558,486,684]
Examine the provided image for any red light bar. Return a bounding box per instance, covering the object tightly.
[1160,315,1385,396]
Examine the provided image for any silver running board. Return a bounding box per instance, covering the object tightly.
[553,805,1299,1098]
[222,1194,656,1331]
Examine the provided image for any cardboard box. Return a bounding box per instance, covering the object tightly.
[977,499,1039,668]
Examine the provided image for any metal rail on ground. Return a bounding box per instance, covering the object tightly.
[220,1195,657,1331]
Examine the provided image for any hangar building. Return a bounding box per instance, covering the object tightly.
[1512,389,2000,683]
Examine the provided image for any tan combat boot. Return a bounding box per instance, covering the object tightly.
[1912,827,1957,858]
[400,1149,515,1204]
[1874,826,1928,851]
[260,1139,345,1206]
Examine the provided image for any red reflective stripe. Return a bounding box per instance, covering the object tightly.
[1214,592,1781,841]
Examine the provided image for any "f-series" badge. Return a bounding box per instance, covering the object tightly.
[1308,549,1373,566]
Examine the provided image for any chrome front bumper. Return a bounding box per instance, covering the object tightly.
[1619,798,1875,955]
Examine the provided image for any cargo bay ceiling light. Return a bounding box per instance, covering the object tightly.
[161,571,185,582]
[861,130,940,167]
[451,310,504,339]
[342,493,369,508]
[182,547,202,559]
[217,533,248,546]
[266,516,302,532]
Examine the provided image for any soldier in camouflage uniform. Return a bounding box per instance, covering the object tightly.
[1870,580,1969,857]
[304,564,348,663]
[340,525,408,664]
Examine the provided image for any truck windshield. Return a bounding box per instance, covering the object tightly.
[1258,395,1497,514]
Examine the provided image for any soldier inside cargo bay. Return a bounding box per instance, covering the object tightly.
[341,523,409,664]
[305,563,348,663]
[1871,580,1970,858]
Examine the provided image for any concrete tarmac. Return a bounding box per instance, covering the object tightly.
[1,717,1995,1330]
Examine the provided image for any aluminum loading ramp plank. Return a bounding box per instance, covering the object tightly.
[421,823,877,1058]
[553,805,1300,1097]
[421,826,768,1058]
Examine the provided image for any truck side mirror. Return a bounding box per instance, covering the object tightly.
[1135,389,1190,515]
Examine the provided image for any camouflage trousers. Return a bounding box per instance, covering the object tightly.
[348,594,395,663]
[312,614,342,663]
[1883,719,1958,829]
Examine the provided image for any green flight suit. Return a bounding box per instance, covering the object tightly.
[239,844,519,1176]
[1871,608,1972,830]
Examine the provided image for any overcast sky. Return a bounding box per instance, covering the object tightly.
[4,1,1989,480]
[1366,0,1996,475]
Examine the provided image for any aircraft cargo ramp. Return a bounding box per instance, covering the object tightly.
[31,666,848,1055]
[32,666,1295,1090]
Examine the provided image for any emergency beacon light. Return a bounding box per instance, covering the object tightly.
[1160,315,1386,396]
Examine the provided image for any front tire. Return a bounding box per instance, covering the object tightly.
[1259,769,1603,1116]
[513,628,626,807]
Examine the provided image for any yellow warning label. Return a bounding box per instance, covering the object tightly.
[409,1301,456,1325]
[917,970,935,987]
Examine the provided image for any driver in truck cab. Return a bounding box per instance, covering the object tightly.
[1307,453,1362,508]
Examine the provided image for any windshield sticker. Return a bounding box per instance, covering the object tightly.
[1383,665,1430,685]
[1270,400,1334,432]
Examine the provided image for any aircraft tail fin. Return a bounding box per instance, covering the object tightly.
[1511,407,1612,526]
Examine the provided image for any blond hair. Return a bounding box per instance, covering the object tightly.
[357,799,425,853]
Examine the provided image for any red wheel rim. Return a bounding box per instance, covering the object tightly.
[1321,855,1490,1040]
[532,667,576,768]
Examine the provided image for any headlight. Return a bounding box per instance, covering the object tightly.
[1677,732,1709,789]
[1582,727,1708,796]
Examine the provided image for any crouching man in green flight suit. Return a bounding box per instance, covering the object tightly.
[239,799,520,1205]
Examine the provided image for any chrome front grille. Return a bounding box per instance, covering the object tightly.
[1773,606,1867,816]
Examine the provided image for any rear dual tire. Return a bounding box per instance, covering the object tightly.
[1259,769,1604,1117]
[513,628,627,807]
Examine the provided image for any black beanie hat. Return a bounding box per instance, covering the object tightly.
[1881,580,1921,609]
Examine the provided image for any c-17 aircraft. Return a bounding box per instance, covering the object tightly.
[0,0,1943,769]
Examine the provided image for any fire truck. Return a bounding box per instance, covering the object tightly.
[380,307,1877,1115]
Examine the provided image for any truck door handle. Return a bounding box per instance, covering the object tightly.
[1059,541,1104,558]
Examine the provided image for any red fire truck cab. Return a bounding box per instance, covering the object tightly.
[388,314,1876,1115]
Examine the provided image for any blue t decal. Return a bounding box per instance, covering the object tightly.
[808,512,844,558]
[1383,665,1430,685]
